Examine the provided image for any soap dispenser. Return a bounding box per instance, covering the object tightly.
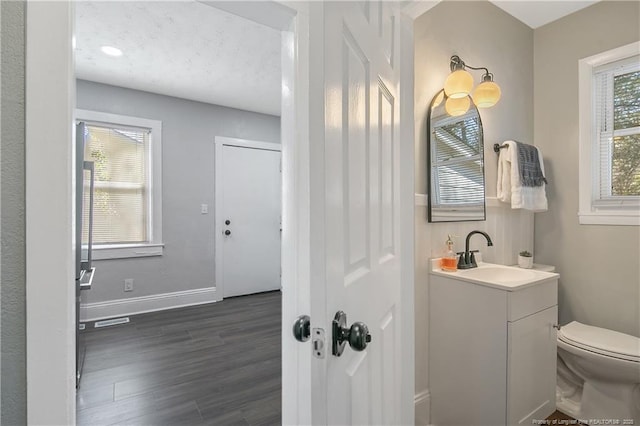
[440,235,458,272]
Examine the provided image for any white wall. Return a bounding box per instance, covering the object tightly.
[534,1,640,337]
[413,2,534,423]
[77,80,280,309]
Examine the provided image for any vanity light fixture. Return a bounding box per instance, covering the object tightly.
[444,95,471,117]
[443,55,501,113]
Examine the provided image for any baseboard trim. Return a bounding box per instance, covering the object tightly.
[80,287,218,322]
[415,389,431,426]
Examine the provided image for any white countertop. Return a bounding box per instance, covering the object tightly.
[430,259,559,291]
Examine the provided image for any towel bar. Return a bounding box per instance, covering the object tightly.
[493,143,507,153]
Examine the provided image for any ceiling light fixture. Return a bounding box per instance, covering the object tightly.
[100,46,123,57]
[443,55,501,112]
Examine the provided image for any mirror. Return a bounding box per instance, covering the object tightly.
[427,90,486,222]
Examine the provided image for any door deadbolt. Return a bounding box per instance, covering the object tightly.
[332,311,371,356]
[224,230,231,236]
[292,315,311,342]
[225,220,231,225]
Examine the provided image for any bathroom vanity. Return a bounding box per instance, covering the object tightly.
[428,261,559,426]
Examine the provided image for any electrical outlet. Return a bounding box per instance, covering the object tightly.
[124,279,134,292]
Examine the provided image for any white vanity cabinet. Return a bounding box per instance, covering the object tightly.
[428,265,558,426]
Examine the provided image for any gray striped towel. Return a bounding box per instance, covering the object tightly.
[516,142,547,187]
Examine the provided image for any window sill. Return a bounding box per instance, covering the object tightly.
[578,212,640,226]
[92,243,164,260]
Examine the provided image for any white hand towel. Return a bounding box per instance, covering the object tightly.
[497,141,515,203]
[496,140,548,212]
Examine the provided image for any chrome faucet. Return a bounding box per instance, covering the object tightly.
[457,230,494,269]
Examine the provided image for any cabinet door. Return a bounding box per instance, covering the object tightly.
[507,305,557,425]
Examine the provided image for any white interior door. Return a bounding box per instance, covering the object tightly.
[312,2,404,424]
[216,138,282,298]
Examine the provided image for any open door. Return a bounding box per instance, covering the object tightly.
[300,2,409,424]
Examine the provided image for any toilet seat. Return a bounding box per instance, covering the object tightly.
[558,321,640,363]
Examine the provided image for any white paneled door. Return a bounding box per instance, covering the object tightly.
[313,2,403,424]
[215,138,281,298]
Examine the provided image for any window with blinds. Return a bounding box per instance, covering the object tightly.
[593,56,640,203]
[83,123,150,244]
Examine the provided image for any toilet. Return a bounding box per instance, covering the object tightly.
[556,321,640,421]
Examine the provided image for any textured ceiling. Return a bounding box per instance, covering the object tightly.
[75,1,282,116]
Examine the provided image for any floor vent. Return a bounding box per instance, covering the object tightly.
[94,317,130,328]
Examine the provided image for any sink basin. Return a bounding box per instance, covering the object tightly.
[430,260,559,290]
[460,266,537,284]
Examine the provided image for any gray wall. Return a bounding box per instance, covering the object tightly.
[414,2,534,421]
[534,1,640,338]
[77,80,280,305]
[1,1,27,424]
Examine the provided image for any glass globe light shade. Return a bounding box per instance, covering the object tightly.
[472,80,502,108]
[445,96,471,117]
[444,69,473,99]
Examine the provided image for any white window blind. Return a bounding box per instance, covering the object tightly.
[593,56,640,203]
[83,123,150,244]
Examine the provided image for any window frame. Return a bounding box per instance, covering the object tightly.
[578,41,640,226]
[76,109,164,258]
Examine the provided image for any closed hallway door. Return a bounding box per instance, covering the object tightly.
[216,138,282,298]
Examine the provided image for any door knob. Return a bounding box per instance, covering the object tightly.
[292,315,311,342]
[224,230,231,236]
[225,220,231,225]
[332,311,371,356]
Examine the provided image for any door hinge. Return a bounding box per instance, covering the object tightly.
[312,327,326,359]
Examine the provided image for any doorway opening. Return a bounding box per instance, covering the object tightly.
[26,1,416,423]
[74,2,286,424]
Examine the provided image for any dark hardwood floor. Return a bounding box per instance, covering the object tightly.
[77,291,282,426]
